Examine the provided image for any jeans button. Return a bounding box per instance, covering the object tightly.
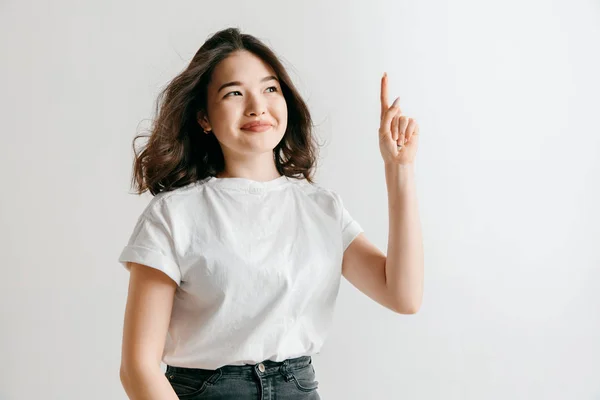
[258,363,265,372]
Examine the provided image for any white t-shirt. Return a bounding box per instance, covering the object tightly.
[118,174,363,369]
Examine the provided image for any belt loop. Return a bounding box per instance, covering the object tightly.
[281,358,293,381]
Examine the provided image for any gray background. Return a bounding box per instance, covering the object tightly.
[1,0,599,399]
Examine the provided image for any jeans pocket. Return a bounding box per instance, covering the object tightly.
[289,363,319,392]
[165,369,220,398]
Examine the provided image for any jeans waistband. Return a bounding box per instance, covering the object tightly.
[166,355,312,376]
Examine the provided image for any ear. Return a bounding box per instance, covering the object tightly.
[196,110,211,132]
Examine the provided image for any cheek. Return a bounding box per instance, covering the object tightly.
[212,104,240,128]
[275,100,288,125]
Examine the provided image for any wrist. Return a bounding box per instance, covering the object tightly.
[385,162,415,173]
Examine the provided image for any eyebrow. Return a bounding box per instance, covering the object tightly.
[217,75,279,94]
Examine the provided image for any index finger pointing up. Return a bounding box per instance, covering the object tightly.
[380,72,389,120]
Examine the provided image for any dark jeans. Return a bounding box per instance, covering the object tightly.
[165,355,321,399]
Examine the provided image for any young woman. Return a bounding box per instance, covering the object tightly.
[118,27,423,399]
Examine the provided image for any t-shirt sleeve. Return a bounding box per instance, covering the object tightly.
[117,200,182,286]
[334,191,364,252]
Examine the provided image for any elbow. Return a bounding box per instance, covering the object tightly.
[119,361,140,386]
[396,305,420,315]
[119,367,130,395]
[119,358,161,385]
[120,365,131,386]
[394,299,422,315]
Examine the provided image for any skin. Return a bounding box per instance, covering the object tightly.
[379,72,420,166]
[197,50,288,181]
[340,73,423,316]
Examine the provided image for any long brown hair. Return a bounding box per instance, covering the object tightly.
[129,27,322,196]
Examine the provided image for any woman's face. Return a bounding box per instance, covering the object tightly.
[199,50,288,157]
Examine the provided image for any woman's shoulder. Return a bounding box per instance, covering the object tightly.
[142,178,210,216]
[294,180,344,213]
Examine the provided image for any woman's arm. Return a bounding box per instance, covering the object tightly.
[384,163,424,313]
[119,262,179,400]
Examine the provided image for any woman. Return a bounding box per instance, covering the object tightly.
[118,27,423,399]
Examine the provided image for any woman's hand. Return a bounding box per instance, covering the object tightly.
[379,72,420,166]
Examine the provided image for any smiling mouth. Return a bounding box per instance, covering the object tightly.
[241,125,273,132]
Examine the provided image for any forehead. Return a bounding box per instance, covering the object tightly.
[210,51,276,86]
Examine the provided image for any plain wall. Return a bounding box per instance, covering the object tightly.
[1,0,599,398]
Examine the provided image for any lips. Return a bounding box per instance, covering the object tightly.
[241,120,272,129]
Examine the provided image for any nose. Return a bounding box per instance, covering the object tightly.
[246,92,267,117]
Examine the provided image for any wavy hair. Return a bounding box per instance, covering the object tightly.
[129,27,322,196]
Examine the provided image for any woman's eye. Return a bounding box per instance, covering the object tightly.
[225,87,278,97]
